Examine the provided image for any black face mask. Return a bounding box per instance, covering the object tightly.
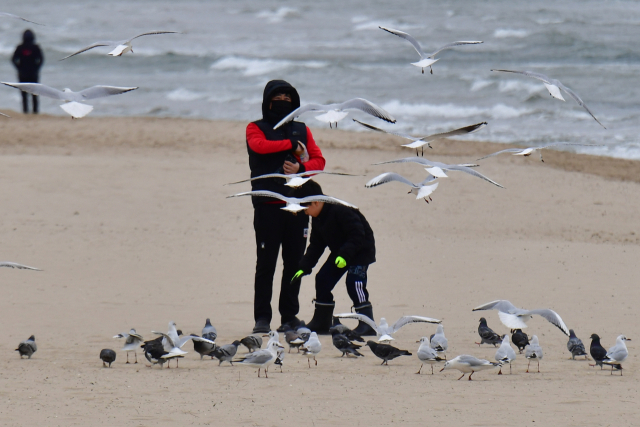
[269,100,293,122]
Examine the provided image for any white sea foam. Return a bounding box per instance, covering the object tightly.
[498,80,543,95]
[470,80,493,92]
[381,100,531,120]
[493,29,529,38]
[211,56,326,76]
[166,88,205,102]
[256,7,299,23]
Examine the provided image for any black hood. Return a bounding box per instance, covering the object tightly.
[261,80,300,124]
[22,30,35,44]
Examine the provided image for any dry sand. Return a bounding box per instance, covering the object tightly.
[1,112,638,426]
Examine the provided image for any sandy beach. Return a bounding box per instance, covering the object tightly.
[1,112,638,426]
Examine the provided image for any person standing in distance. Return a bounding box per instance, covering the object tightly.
[12,29,44,114]
[246,80,326,334]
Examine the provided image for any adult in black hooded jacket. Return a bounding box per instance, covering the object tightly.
[245,80,325,334]
[12,29,44,114]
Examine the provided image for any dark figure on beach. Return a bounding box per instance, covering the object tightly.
[246,80,326,334]
[12,29,44,114]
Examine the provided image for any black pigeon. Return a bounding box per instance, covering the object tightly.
[589,334,620,370]
[329,324,364,343]
[567,329,588,360]
[202,318,218,342]
[211,340,241,365]
[191,333,216,359]
[365,340,411,365]
[100,349,117,367]
[511,329,530,354]
[141,336,169,368]
[476,317,503,347]
[331,330,364,357]
[15,335,37,359]
[240,335,262,353]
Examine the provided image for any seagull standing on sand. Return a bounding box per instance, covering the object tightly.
[335,313,441,342]
[59,31,180,60]
[234,341,284,378]
[602,335,630,375]
[473,300,570,336]
[113,329,143,363]
[151,321,215,366]
[227,190,359,213]
[273,98,396,129]
[476,317,503,347]
[1,82,138,119]
[379,26,482,74]
[429,324,448,358]
[491,69,605,128]
[365,173,439,203]
[416,337,445,374]
[440,355,499,380]
[15,335,37,359]
[495,335,517,374]
[476,143,604,163]
[567,329,588,360]
[301,332,322,367]
[1,261,41,270]
[525,335,544,373]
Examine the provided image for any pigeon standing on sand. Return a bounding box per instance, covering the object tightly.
[602,335,630,376]
[476,318,503,347]
[15,335,37,359]
[589,334,612,370]
[329,324,364,343]
[141,336,169,368]
[113,329,143,363]
[365,340,411,365]
[331,329,364,358]
[511,329,530,354]
[416,337,445,374]
[429,324,448,358]
[201,318,218,342]
[567,329,588,360]
[525,335,543,373]
[100,349,116,367]
[301,332,322,367]
[283,328,305,353]
[240,335,262,353]
[440,355,499,380]
[211,341,241,366]
[152,322,214,368]
[190,333,216,359]
[495,335,517,374]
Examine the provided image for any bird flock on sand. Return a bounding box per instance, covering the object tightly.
[3,13,627,380]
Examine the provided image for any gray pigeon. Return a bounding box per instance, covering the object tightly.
[329,324,364,343]
[240,335,262,352]
[567,329,588,360]
[100,349,117,367]
[211,340,241,366]
[476,318,503,347]
[202,318,218,342]
[284,329,305,353]
[190,333,216,359]
[15,335,37,359]
[365,340,411,365]
[331,330,364,357]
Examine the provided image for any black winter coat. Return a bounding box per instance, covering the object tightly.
[299,203,376,272]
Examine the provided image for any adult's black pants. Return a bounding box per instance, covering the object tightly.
[253,203,308,324]
[315,257,370,306]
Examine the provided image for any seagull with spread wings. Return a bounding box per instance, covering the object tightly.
[151,321,215,362]
[473,300,570,336]
[0,12,44,25]
[0,261,41,270]
[365,172,439,203]
[335,313,441,342]
[227,190,358,213]
[226,170,358,188]
[477,142,603,162]
[60,31,180,60]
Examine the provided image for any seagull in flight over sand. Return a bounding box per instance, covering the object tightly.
[335,313,441,342]
[0,112,10,118]
[354,119,487,156]
[491,69,605,128]
[1,82,137,119]
[373,156,504,188]
[476,143,603,163]
[225,170,359,188]
[227,190,358,213]
[473,300,570,336]
[0,261,41,270]
[365,172,439,203]
[379,26,482,74]
[0,12,44,25]
[60,31,180,60]
[273,98,396,129]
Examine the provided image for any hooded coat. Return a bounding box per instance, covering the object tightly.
[12,30,44,82]
[246,80,325,207]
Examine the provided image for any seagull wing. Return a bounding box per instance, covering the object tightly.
[473,299,521,313]
[2,82,67,100]
[353,119,416,141]
[0,261,41,270]
[556,82,606,129]
[429,41,483,57]
[236,348,274,365]
[225,173,289,185]
[445,165,504,188]
[273,103,328,129]
[151,331,176,348]
[476,148,526,160]
[402,122,487,148]
[176,335,215,349]
[372,157,431,167]
[338,98,396,123]
[0,111,9,118]
[59,42,114,60]
[77,86,138,100]
[365,172,417,188]
[390,315,441,333]
[334,313,380,335]
[297,195,359,210]
[226,190,291,203]
[526,309,570,336]
[379,26,425,57]
[0,12,44,25]
[491,69,552,85]
[127,31,180,42]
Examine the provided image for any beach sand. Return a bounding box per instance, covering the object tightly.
[1,112,638,426]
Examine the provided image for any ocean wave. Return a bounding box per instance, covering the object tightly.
[166,88,206,101]
[381,100,532,120]
[470,79,493,92]
[210,55,327,76]
[493,29,529,38]
[498,80,543,95]
[256,7,299,23]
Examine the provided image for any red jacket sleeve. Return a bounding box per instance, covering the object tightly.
[297,127,325,172]
[246,122,296,154]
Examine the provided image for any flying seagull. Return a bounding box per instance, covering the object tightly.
[365,172,438,203]
[0,112,10,118]
[491,69,605,128]
[373,156,504,188]
[60,31,180,60]
[477,143,604,163]
[0,12,44,25]
[473,300,570,336]
[440,355,499,380]
[0,261,41,270]
[335,313,441,342]
[1,82,137,119]
[273,98,396,129]
[354,119,487,156]
[379,26,482,74]
[227,190,358,213]
[226,170,359,188]
[113,329,144,363]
